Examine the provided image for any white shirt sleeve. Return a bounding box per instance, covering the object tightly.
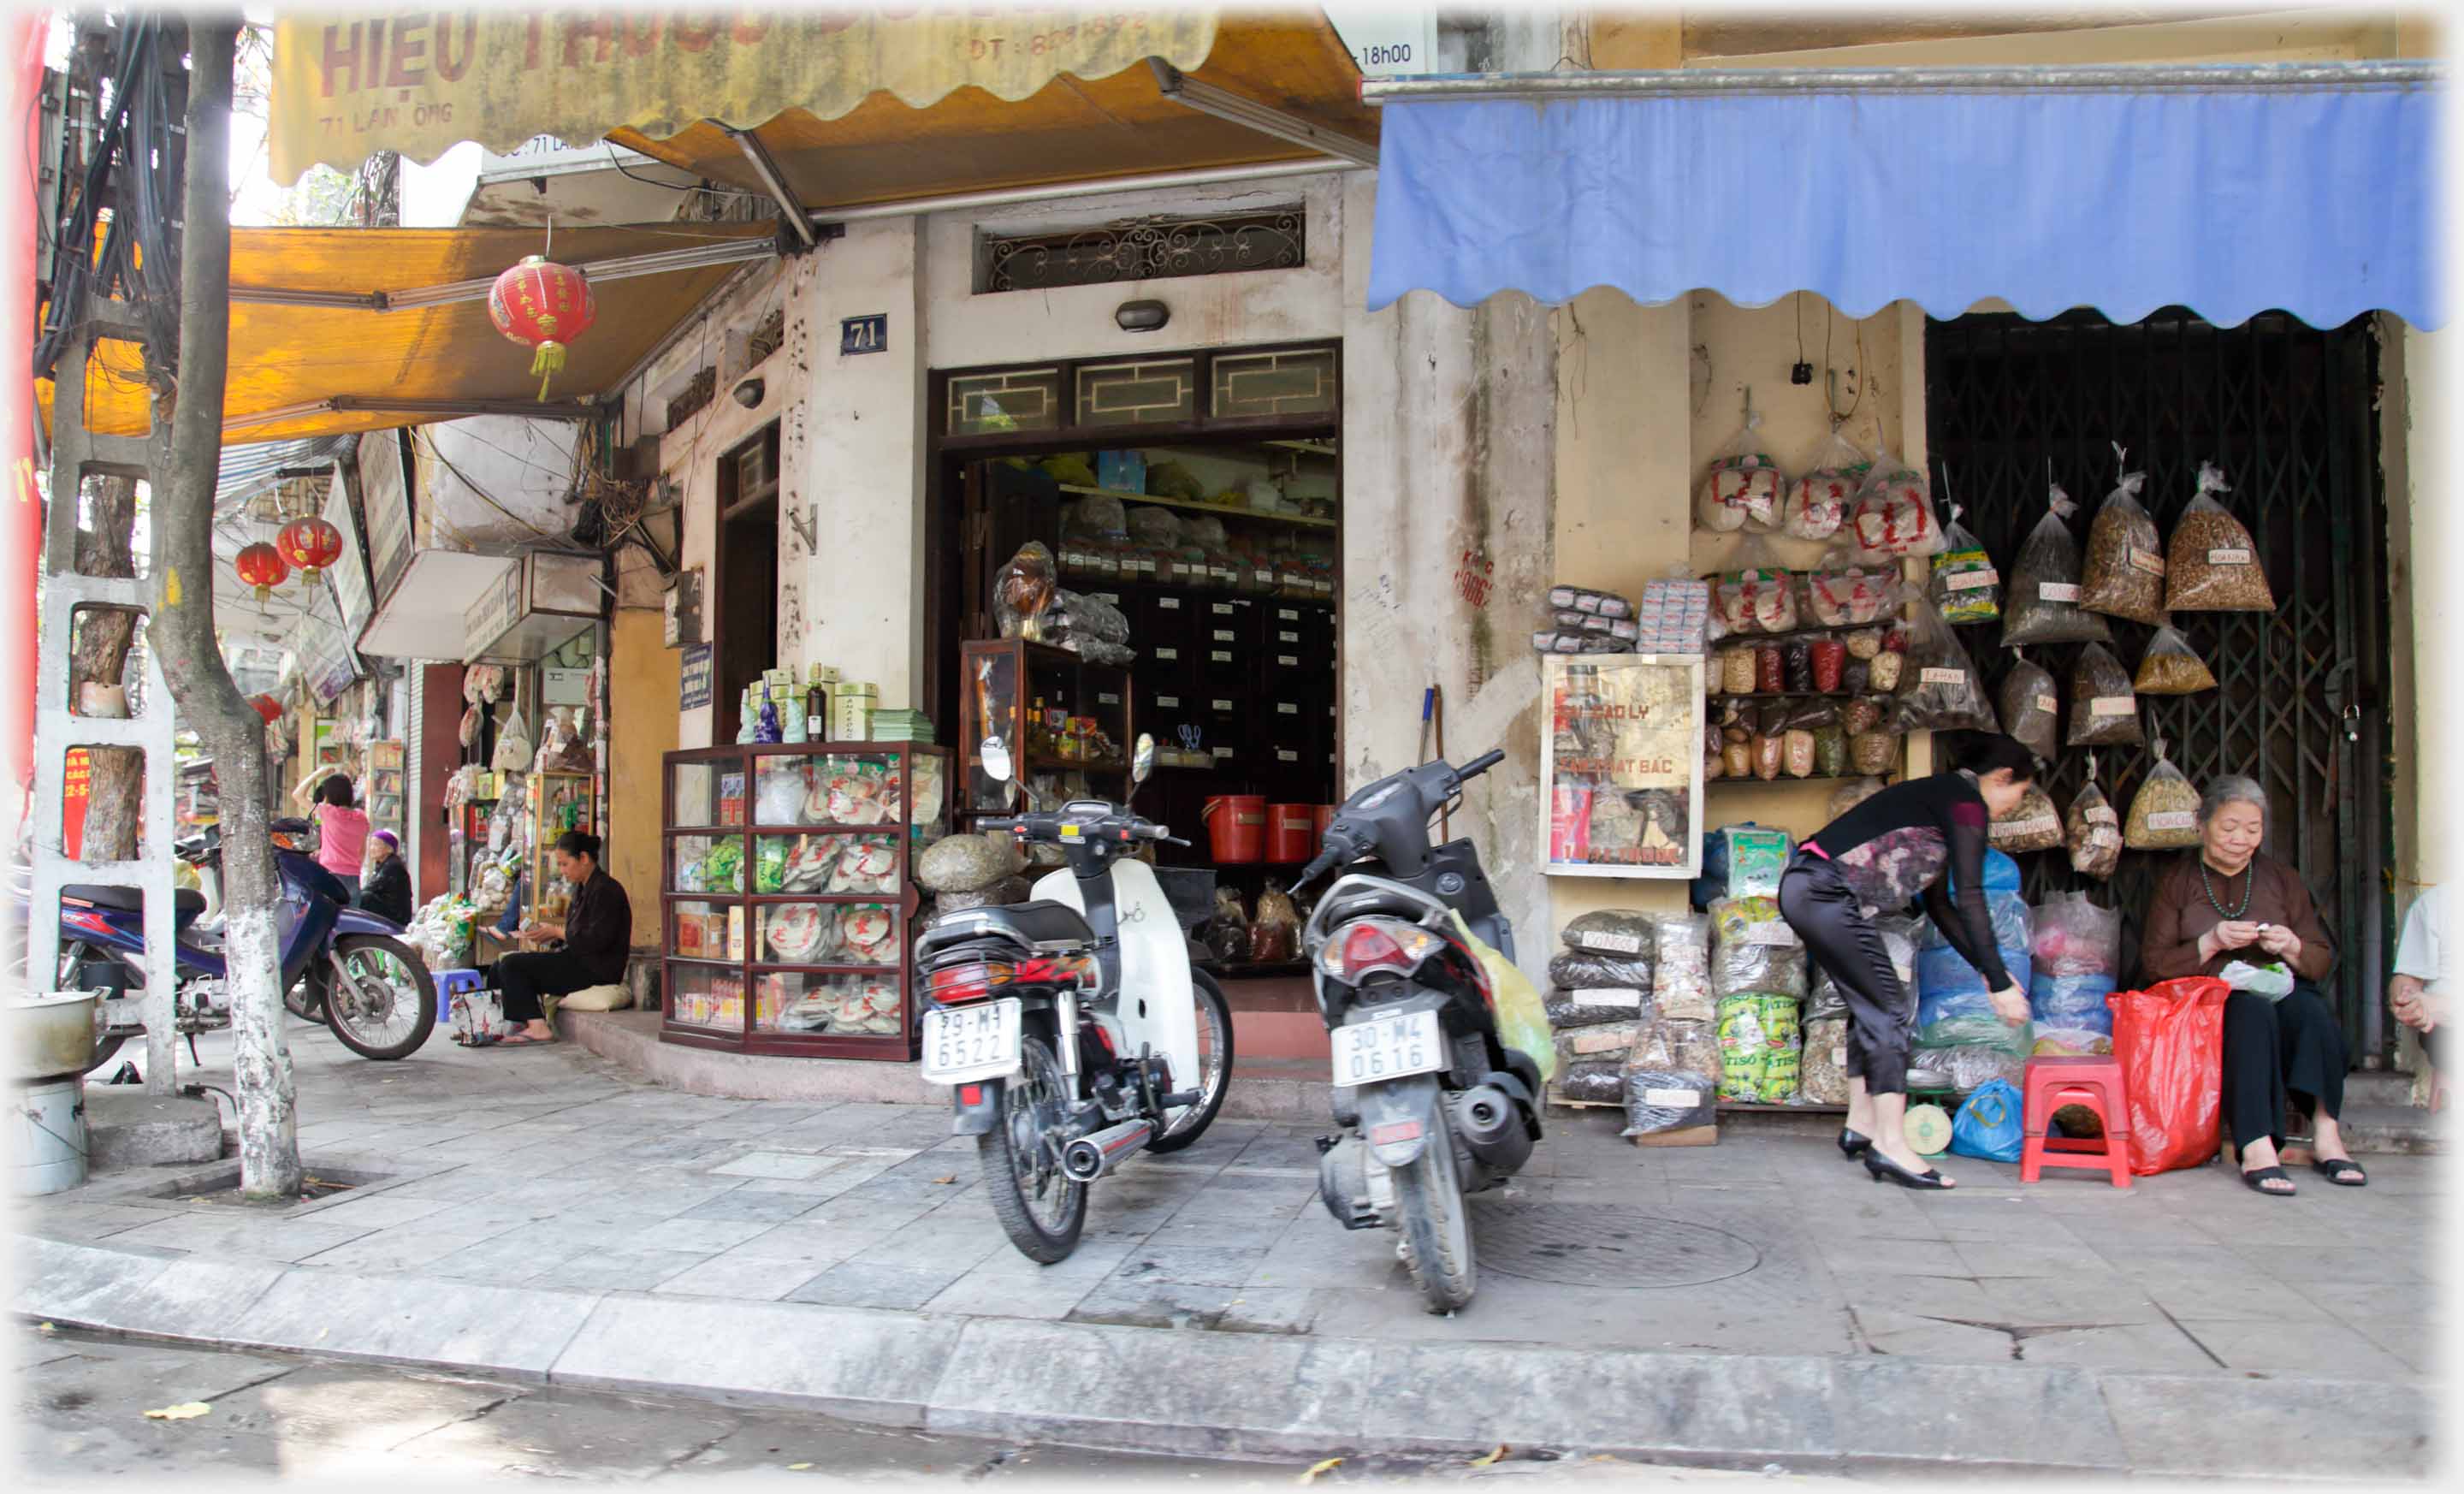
[2394,887,2444,986]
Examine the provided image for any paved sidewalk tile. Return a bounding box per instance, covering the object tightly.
[785,1261,971,1311]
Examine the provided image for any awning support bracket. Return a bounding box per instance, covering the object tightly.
[1146,57,1379,169]
[728,126,821,251]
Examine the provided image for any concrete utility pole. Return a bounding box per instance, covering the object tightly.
[141,20,301,1199]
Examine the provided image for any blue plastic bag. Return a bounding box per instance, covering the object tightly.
[1949,1077,2026,1162]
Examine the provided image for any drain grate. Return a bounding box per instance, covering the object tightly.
[1471,1204,1762,1289]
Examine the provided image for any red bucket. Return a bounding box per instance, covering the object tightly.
[1266,803,1317,863]
[1203,795,1267,863]
[1311,804,1335,850]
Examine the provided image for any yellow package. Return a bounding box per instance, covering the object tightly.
[1448,910,1555,1084]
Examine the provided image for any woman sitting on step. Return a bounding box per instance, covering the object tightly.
[2138,774,2364,1196]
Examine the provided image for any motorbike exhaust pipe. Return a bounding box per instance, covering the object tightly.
[1453,1084,1534,1173]
[1061,1118,1155,1182]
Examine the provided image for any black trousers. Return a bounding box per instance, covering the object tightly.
[1779,851,1916,1096]
[490,952,604,1024]
[2223,981,2348,1156]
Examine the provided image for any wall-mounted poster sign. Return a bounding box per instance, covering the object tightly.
[679,643,714,712]
[1537,654,1704,879]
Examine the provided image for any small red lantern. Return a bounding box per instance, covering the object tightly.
[276,516,343,572]
[488,254,596,400]
[234,541,290,601]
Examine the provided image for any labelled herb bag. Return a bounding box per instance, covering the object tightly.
[1710,539,1799,637]
[2124,739,2203,850]
[1697,408,1786,534]
[1990,783,2064,854]
[1999,650,2061,762]
[2067,643,2145,748]
[1800,560,1901,630]
[2135,625,2218,696]
[2066,764,2123,880]
[2081,448,2167,624]
[2000,483,2112,647]
[1928,505,2000,625]
[1785,426,1869,541]
[2165,462,2277,613]
[1891,595,1999,732]
[1848,445,1945,560]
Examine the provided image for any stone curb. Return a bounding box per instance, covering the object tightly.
[12,1235,2436,1479]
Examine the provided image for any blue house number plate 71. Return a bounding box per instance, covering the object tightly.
[842,314,887,355]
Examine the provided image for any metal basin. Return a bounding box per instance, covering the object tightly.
[6,990,103,1082]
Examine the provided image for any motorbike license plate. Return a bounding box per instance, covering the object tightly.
[1331,1011,1445,1085]
[921,999,1023,1084]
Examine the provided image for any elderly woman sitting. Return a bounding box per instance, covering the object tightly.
[2139,774,2364,1195]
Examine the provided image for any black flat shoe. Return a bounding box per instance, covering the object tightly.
[2312,1157,2367,1187]
[1864,1151,1953,1189]
[1838,1128,1875,1159]
[2242,1165,2296,1196]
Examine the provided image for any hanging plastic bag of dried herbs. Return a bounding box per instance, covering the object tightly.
[2068,642,2145,748]
[1696,407,1787,534]
[1990,783,2064,854]
[2081,444,2168,625]
[2135,624,2218,695]
[2124,738,2203,850]
[1785,425,1869,541]
[1999,649,2061,761]
[1891,595,1999,732]
[1848,444,1946,560]
[2066,756,2123,879]
[2001,483,2112,647]
[2165,462,2277,613]
[1928,502,2001,625]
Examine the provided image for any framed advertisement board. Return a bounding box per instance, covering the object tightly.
[1538,653,1704,879]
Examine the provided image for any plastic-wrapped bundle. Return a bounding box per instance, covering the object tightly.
[1709,895,1807,1000]
[1562,908,1657,957]
[2067,761,2123,880]
[1652,914,1715,1022]
[2000,483,2112,647]
[2124,740,2203,850]
[1892,596,1999,732]
[1697,410,1786,533]
[1998,651,2061,762]
[2165,462,2276,613]
[1928,506,2000,625]
[1546,988,1647,1029]
[2032,891,2122,976]
[1798,1015,1851,1106]
[2080,448,2166,624]
[1989,784,2064,855]
[1620,1052,1719,1138]
[1558,1060,1625,1104]
[1556,1019,1649,1064]
[1848,446,1945,559]
[2068,643,2145,748]
[1930,1043,2029,1095]
[1547,949,1655,991]
[1916,888,2032,1053]
[1715,993,1801,1103]
[1785,427,1869,541]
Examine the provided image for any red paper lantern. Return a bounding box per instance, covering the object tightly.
[234,541,290,601]
[276,516,343,572]
[488,254,596,400]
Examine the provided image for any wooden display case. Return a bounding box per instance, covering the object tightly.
[956,638,1132,821]
[660,742,951,1059]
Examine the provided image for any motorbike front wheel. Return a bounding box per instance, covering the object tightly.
[322,934,437,1060]
[977,1029,1087,1264]
[1394,1108,1478,1313]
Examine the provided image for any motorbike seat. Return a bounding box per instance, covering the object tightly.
[65,883,206,929]
[917,898,1095,960]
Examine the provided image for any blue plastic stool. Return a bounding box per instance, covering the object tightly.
[432,968,486,1023]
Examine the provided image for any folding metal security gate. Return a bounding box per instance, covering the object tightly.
[1925,308,2392,1060]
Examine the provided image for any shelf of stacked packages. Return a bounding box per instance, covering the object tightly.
[661,742,953,1059]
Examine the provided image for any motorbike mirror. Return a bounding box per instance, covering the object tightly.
[979,734,1014,785]
[1130,733,1155,791]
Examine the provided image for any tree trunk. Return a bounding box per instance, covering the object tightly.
[141,22,301,1201]
[71,476,142,861]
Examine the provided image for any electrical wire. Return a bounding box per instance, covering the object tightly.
[601,144,765,201]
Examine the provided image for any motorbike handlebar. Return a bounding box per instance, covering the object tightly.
[1457,749,1506,782]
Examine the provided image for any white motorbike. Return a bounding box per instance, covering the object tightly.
[913,733,1235,1263]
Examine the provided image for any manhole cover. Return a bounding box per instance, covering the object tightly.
[1471,1204,1762,1288]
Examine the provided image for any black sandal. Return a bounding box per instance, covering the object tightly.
[2241,1165,2296,1196]
[2312,1157,2368,1187]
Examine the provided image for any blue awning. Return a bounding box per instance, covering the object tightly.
[1365,68,2443,329]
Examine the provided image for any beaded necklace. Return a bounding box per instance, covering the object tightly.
[2200,858,2256,921]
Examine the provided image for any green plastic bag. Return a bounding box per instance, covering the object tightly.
[1451,910,1555,1083]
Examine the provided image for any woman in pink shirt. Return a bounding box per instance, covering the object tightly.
[297,771,370,901]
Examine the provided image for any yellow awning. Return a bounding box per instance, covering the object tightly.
[42,222,776,443]
[604,11,1377,213]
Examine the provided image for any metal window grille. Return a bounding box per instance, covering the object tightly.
[1924,307,2390,1056]
[976,210,1305,293]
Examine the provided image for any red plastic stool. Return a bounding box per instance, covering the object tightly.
[2020,1056,2133,1188]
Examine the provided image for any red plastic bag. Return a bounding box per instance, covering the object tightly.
[2106,977,2229,1175]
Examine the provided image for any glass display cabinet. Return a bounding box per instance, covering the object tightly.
[956,638,1131,822]
[660,742,951,1058]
